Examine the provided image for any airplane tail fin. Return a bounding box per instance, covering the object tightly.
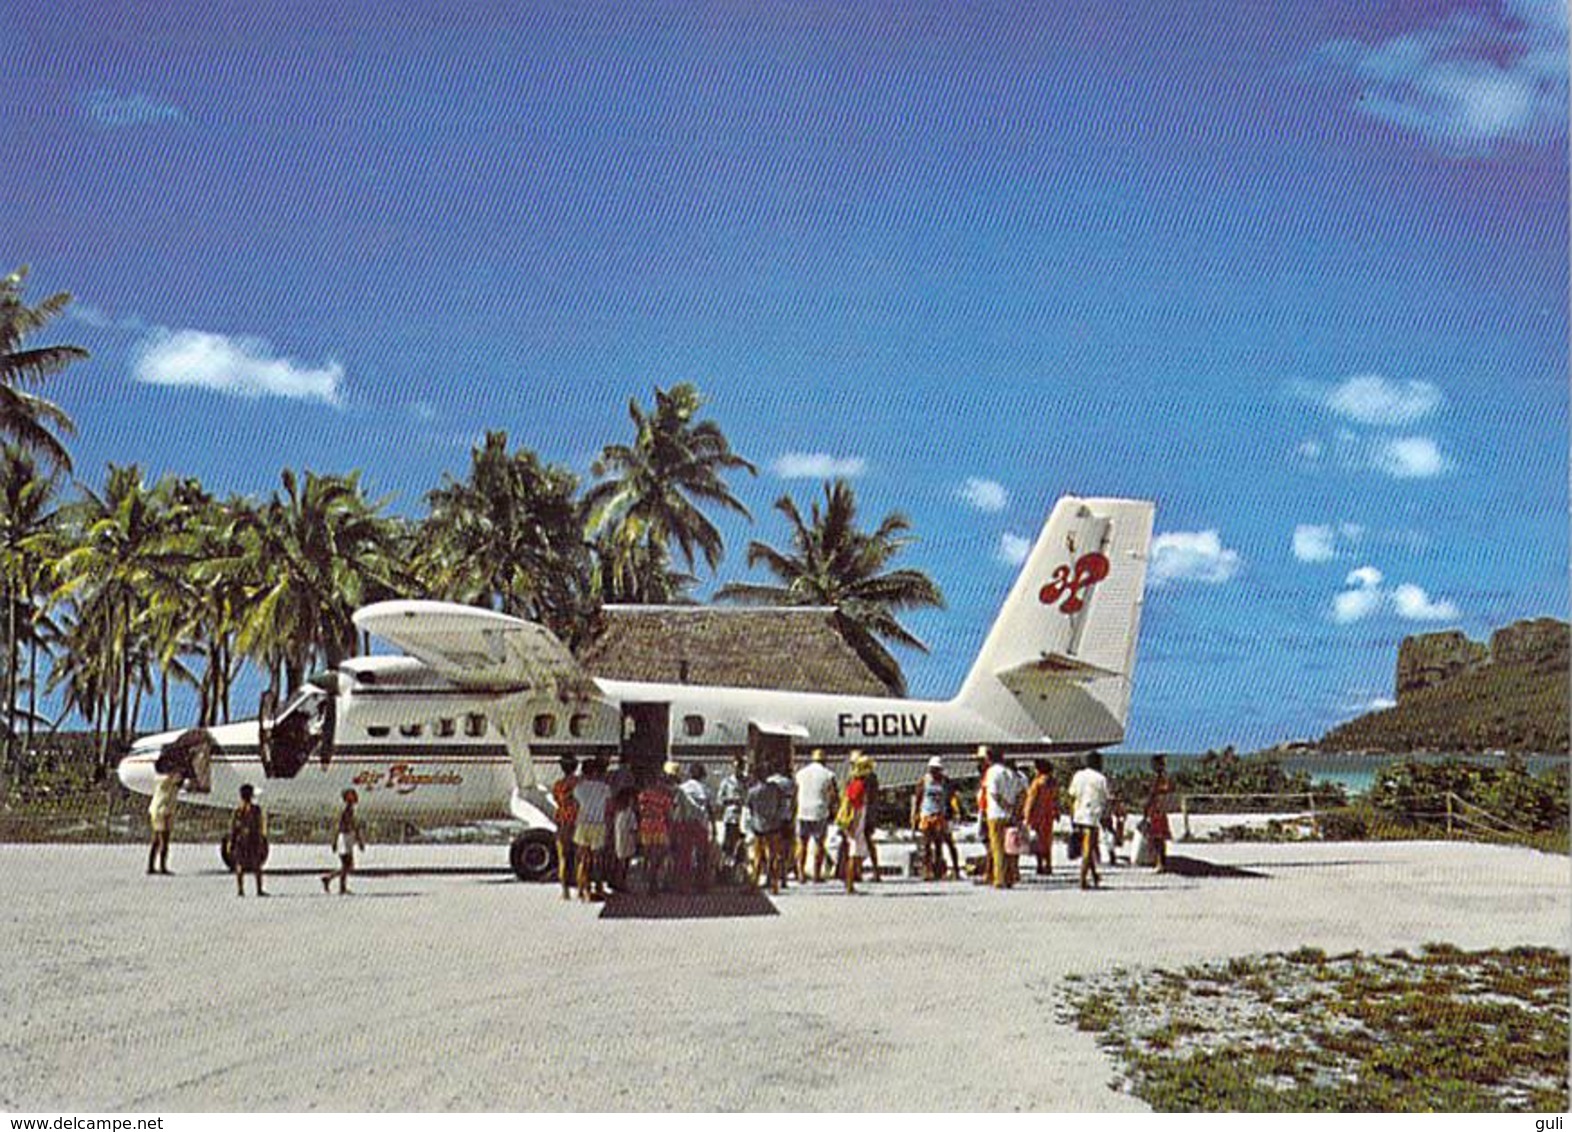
[955,496,1155,747]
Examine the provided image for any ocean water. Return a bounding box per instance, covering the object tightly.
[1103,752,1567,798]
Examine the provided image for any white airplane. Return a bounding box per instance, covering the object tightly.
[118,494,1154,880]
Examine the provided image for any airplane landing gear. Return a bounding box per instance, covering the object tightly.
[509,830,556,882]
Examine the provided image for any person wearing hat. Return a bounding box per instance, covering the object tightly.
[321,787,366,895]
[841,753,875,894]
[911,756,960,880]
[972,746,992,884]
[794,748,839,883]
[229,784,268,897]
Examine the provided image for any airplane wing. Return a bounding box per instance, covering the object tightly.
[351,600,599,698]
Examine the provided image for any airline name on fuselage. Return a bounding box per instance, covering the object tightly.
[836,711,929,739]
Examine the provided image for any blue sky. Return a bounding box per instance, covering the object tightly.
[3,0,1566,750]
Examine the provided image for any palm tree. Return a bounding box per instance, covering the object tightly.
[178,493,262,725]
[0,446,62,776]
[716,479,944,696]
[0,267,85,472]
[234,468,405,695]
[47,465,177,770]
[585,383,756,602]
[419,431,596,645]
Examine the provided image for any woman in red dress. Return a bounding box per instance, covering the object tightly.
[1144,755,1175,873]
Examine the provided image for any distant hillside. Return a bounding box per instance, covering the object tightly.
[1320,618,1569,754]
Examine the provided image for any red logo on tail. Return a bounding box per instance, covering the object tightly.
[1039,553,1109,614]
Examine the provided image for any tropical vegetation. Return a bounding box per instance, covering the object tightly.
[586,382,756,604]
[717,478,944,695]
[0,298,946,791]
[0,267,84,472]
[1063,945,1569,1111]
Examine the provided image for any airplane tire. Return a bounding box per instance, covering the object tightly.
[509,831,556,882]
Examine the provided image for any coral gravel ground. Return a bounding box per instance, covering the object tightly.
[1061,945,1569,1111]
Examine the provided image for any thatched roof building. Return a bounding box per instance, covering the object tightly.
[580,605,891,698]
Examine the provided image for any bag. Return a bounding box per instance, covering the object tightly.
[1003,825,1023,856]
[835,794,856,830]
[1132,829,1157,867]
[1067,827,1082,859]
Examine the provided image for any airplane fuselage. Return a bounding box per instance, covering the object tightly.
[119,661,1095,823]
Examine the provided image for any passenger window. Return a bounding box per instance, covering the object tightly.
[683,714,705,738]
[533,713,557,738]
[569,713,590,738]
[436,718,456,738]
[367,725,390,738]
[399,722,423,738]
[465,713,488,738]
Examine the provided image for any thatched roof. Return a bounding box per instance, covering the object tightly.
[580,605,891,697]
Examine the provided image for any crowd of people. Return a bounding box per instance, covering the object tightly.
[145,747,1178,898]
[546,746,1177,901]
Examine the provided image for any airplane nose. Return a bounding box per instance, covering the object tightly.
[117,752,158,796]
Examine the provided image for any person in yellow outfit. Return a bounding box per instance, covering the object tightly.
[147,770,182,875]
[981,747,1023,889]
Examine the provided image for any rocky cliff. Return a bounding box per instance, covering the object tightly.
[1321,617,1570,754]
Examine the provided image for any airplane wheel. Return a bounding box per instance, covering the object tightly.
[509,831,556,882]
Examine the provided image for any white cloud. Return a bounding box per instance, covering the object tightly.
[1149,530,1242,586]
[1371,435,1449,478]
[957,477,1008,513]
[1300,429,1453,479]
[1295,438,1324,462]
[80,89,184,128]
[1294,522,1364,563]
[1390,583,1460,622]
[1345,566,1384,589]
[1324,374,1442,425]
[68,303,149,335]
[996,531,1032,567]
[1293,524,1336,563]
[1312,0,1567,151]
[1332,587,1383,624]
[133,329,344,405]
[1331,566,1460,624]
[408,401,437,422]
[772,452,867,479]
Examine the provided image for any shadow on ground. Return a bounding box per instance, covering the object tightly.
[599,889,779,919]
[1162,854,1266,879]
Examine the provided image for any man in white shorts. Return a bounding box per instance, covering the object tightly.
[794,749,839,883]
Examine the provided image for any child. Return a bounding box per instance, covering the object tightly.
[321,788,365,895]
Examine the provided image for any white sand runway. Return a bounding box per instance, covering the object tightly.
[1,840,1566,1111]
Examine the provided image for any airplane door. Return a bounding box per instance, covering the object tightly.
[620,702,670,786]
